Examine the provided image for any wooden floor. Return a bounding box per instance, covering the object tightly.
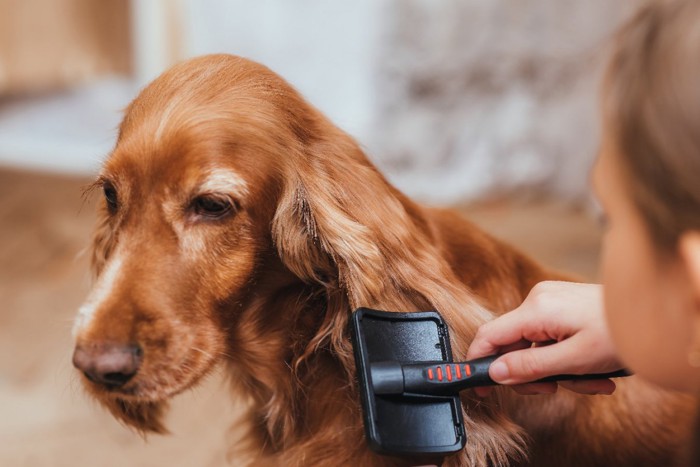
[0,168,601,466]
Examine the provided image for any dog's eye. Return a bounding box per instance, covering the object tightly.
[191,194,234,219]
[103,182,118,212]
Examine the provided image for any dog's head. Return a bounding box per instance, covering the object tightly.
[72,55,312,431]
[72,55,494,445]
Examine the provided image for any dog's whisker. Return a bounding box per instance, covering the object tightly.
[189,346,214,359]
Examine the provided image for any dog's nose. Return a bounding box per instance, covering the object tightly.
[72,343,142,387]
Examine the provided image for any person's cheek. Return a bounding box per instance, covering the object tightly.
[647,272,699,391]
[601,225,687,389]
[600,228,638,369]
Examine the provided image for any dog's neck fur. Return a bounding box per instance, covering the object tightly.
[225,258,370,463]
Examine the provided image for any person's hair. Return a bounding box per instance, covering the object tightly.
[603,0,700,251]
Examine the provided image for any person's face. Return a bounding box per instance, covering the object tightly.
[592,134,700,392]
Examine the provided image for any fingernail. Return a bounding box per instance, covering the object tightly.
[490,361,509,382]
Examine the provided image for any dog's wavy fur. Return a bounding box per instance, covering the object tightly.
[74,54,695,466]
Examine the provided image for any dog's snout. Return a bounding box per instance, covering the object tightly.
[72,343,143,387]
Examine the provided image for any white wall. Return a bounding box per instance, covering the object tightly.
[0,0,382,176]
[181,0,382,140]
[0,1,639,204]
[0,78,138,175]
[371,0,639,203]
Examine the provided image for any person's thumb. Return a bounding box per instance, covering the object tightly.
[488,342,578,385]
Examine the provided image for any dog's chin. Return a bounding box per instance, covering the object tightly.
[104,396,170,434]
[82,363,217,434]
[82,381,173,434]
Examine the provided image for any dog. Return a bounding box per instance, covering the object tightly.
[72,54,695,466]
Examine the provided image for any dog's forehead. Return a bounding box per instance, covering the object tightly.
[105,137,253,198]
[185,166,250,197]
[102,55,305,199]
[117,56,293,148]
[106,121,290,205]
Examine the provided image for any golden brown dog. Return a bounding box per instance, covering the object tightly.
[73,54,695,466]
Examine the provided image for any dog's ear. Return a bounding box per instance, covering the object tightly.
[271,130,404,376]
[272,113,525,465]
[271,120,527,465]
[272,125,492,353]
[271,130,408,307]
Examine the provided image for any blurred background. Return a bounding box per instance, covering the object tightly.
[0,1,641,465]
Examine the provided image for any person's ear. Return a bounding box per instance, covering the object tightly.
[679,232,700,303]
[678,232,700,370]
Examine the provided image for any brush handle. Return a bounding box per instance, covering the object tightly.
[458,354,630,387]
[370,355,630,396]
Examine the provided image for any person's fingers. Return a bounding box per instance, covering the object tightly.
[467,282,582,360]
[498,339,532,355]
[467,308,551,360]
[558,379,616,395]
[488,336,589,384]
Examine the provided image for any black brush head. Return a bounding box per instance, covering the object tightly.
[351,308,466,457]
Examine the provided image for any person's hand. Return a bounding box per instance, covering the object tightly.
[466,281,624,397]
